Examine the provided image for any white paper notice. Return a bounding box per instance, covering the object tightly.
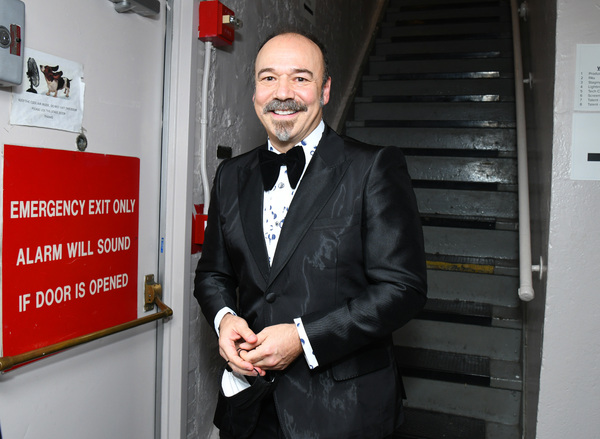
[572,45,600,180]
[10,48,85,133]
[572,113,600,180]
[575,44,600,111]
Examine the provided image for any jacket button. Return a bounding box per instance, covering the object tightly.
[265,292,276,303]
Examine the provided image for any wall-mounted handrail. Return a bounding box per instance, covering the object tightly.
[510,0,535,302]
[0,294,173,372]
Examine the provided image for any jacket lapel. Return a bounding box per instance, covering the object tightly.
[238,148,270,283]
[268,128,351,285]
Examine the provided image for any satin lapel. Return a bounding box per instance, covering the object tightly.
[268,129,351,285]
[238,150,270,283]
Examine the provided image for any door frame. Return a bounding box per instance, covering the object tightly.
[158,1,199,437]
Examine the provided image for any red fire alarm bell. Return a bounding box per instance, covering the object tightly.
[192,204,208,253]
[198,0,237,46]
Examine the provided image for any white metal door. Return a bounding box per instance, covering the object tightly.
[0,1,167,437]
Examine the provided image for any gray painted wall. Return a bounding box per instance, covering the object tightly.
[187,2,385,437]
[519,0,556,436]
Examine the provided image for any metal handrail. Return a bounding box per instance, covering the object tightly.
[0,294,172,372]
[510,0,535,301]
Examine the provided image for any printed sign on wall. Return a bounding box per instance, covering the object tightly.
[572,44,600,180]
[1,145,140,357]
[10,48,85,133]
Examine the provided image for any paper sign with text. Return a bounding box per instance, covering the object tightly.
[10,48,85,133]
[1,145,140,357]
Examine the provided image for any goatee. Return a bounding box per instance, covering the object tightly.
[263,99,308,142]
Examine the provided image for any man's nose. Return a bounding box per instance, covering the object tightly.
[274,79,294,100]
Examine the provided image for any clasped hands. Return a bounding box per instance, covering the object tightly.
[219,313,303,376]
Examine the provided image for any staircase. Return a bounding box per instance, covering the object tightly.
[345,0,522,438]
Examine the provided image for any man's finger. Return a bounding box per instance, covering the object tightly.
[237,333,265,351]
[235,324,258,345]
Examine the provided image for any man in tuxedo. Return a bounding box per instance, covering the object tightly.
[194,30,427,439]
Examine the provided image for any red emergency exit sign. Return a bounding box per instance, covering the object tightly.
[1,145,140,357]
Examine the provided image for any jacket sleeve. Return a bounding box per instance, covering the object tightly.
[301,146,427,367]
[193,162,239,327]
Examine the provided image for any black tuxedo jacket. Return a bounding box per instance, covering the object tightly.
[194,125,427,439]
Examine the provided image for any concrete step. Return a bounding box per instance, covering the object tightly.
[345,127,516,154]
[424,225,518,261]
[415,188,518,219]
[380,20,511,39]
[367,56,514,76]
[389,0,502,6]
[395,408,520,439]
[353,101,515,122]
[347,120,516,130]
[400,377,521,428]
[426,269,520,307]
[394,319,521,362]
[420,298,521,329]
[420,214,517,232]
[394,407,486,439]
[385,5,510,24]
[426,252,518,277]
[397,346,522,390]
[355,95,513,104]
[406,155,517,185]
[375,38,513,57]
[360,78,514,98]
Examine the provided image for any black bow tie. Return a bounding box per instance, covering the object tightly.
[258,145,306,191]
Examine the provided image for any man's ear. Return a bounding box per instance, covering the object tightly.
[322,77,332,106]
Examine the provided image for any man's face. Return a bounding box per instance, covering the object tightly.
[253,33,331,152]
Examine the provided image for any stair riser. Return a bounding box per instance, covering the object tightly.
[389,0,502,6]
[381,21,511,38]
[424,226,519,260]
[394,320,521,361]
[402,377,521,426]
[426,270,519,307]
[368,58,514,75]
[385,6,510,23]
[376,39,513,56]
[345,127,516,152]
[362,78,514,97]
[407,156,517,184]
[416,187,517,218]
[354,102,516,121]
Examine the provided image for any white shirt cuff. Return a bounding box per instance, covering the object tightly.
[294,317,319,369]
[214,307,237,336]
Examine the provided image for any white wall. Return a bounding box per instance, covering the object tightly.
[186,2,385,437]
[536,1,600,437]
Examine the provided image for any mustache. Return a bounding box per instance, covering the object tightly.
[263,99,307,114]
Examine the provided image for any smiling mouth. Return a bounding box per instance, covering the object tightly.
[273,109,297,116]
